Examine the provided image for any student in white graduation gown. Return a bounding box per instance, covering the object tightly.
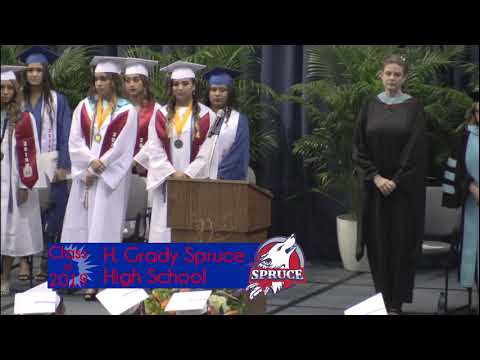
[123,58,161,175]
[60,57,137,300]
[17,46,73,282]
[136,61,216,243]
[203,67,250,181]
[123,58,161,225]
[1,66,45,296]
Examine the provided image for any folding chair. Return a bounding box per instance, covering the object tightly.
[421,186,466,314]
[123,175,149,243]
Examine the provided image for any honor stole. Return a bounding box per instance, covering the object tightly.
[80,102,129,157]
[155,110,210,162]
[15,112,39,189]
[134,102,155,156]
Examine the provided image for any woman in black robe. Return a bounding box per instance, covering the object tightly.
[353,55,427,315]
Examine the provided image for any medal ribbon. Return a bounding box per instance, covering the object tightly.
[174,103,192,137]
[96,97,115,130]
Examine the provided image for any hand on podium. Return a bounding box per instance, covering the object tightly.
[171,171,189,179]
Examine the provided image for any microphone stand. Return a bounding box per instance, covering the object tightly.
[207,109,226,179]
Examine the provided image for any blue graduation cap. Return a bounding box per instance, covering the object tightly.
[203,67,241,86]
[17,46,59,65]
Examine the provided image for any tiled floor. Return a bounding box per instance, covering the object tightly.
[1,257,478,316]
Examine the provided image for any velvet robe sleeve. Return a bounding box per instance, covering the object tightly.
[353,101,380,183]
[391,102,427,192]
[442,129,472,208]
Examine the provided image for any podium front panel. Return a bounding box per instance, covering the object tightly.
[167,179,271,234]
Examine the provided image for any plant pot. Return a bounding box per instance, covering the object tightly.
[336,214,370,273]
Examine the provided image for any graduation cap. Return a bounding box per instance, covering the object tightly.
[90,56,129,75]
[17,46,59,65]
[160,60,206,80]
[203,67,241,86]
[1,65,26,81]
[124,58,159,78]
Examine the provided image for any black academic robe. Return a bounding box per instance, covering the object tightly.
[353,97,427,308]
[441,127,477,285]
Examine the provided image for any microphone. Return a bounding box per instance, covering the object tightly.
[216,109,225,119]
[207,109,226,178]
[209,109,225,137]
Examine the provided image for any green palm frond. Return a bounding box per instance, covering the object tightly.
[185,45,260,70]
[49,46,98,107]
[406,48,459,85]
[249,118,278,165]
[1,45,31,64]
[236,79,277,99]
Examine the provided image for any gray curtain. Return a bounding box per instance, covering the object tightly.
[258,45,344,260]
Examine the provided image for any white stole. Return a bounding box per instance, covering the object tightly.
[209,109,240,179]
[40,91,58,153]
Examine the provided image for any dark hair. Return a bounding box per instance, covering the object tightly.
[124,74,155,106]
[3,79,23,124]
[383,54,409,74]
[165,78,201,139]
[23,63,55,115]
[87,71,125,104]
[204,84,237,121]
[466,101,479,125]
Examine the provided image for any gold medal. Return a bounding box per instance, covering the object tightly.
[94,133,102,143]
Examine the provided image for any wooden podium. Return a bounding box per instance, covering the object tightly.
[166,178,273,314]
[167,178,273,244]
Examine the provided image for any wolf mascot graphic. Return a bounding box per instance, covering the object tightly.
[247,234,302,300]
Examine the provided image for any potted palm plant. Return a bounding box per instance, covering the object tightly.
[283,45,474,271]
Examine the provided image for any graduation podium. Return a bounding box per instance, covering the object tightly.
[166,178,273,314]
